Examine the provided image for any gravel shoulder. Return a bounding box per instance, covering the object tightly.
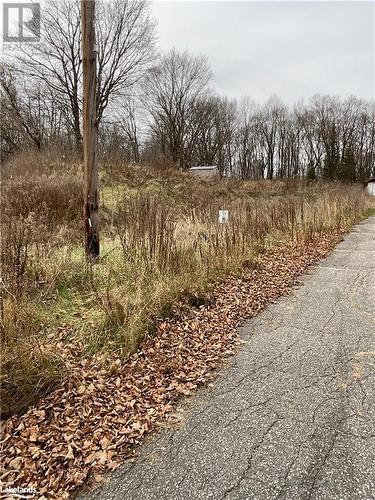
[80,217,375,500]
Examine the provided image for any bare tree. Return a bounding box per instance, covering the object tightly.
[1,65,42,150]
[13,0,155,152]
[143,49,212,169]
[96,0,156,124]
[14,0,82,149]
[0,64,65,153]
[255,96,286,179]
[115,98,142,163]
[188,96,237,176]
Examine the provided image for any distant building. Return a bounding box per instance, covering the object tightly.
[366,178,375,196]
[189,166,219,178]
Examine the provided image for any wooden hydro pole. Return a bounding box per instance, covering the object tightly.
[81,0,99,259]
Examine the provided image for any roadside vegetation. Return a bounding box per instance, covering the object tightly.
[1,151,373,418]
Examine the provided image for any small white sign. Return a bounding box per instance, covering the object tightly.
[218,210,229,223]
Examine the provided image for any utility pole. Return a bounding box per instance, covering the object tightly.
[81,0,99,259]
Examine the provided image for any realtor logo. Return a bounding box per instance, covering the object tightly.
[3,3,40,42]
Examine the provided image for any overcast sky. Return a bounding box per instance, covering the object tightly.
[151,1,375,104]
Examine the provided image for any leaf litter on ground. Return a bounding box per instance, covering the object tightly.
[0,231,344,499]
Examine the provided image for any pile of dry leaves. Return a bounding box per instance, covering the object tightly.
[0,231,343,499]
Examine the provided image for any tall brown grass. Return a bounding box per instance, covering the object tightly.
[0,152,373,417]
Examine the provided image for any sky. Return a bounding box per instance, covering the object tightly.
[151,0,375,104]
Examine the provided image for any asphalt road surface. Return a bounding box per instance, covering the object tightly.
[81,217,375,500]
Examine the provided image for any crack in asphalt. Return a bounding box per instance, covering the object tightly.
[79,217,375,500]
[304,424,342,500]
[221,413,283,500]
[275,438,306,500]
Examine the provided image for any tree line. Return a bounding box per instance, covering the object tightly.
[1,0,374,181]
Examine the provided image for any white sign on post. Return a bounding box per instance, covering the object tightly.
[218,210,229,223]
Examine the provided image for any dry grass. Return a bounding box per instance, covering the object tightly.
[0,233,349,498]
[1,151,373,417]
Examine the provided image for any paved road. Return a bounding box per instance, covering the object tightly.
[82,217,375,500]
